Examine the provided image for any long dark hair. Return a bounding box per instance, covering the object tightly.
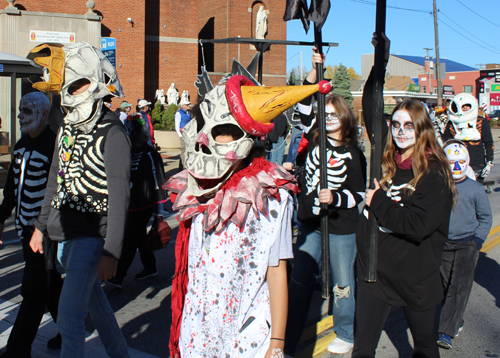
[312,93,358,146]
[381,100,455,199]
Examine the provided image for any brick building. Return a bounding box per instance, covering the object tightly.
[1,0,287,108]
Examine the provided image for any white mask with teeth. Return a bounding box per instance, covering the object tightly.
[183,84,254,197]
[60,42,124,133]
[391,110,415,149]
[325,104,341,133]
[18,92,50,134]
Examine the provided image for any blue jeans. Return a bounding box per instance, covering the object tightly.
[269,137,286,166]
[285,223,356,354]
[57,238,129,358]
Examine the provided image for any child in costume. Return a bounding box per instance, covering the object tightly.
[164,66,331,357]
[436,140,492,350]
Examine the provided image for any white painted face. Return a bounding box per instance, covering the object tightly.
[18,92,49,134]
[444,141,469,180]
[391,110,415,149]
[325,104,341,133]
[183,85,254,197]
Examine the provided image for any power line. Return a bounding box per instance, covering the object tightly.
[349,0,430,13]
[455,0,500,29]
[439,11,499,52]
[437,18,500,56]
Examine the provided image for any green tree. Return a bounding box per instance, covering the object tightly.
[287,66,302,85]
[332,64,354,108]
[151,101,164,126]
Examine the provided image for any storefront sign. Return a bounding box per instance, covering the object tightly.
[30,30,75,44]
[491,84,500,92]
[408,84,421,92]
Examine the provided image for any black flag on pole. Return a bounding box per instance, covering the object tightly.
[307,0,331,32]
[283,0,310,33]
[283,0,331,33]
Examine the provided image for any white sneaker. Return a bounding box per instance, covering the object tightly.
[327,337,354,354]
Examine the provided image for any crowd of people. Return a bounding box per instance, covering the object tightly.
[0,40,495,358]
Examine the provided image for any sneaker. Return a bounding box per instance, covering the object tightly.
[327,337,353,354]
[437,333,452,349]
[134,269,158,280]
[47,333,62,350]
[455,326,463,337]
[105,277,123,289]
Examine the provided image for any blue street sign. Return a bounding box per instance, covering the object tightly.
[101,37,116,67]
[0,64,3,72]
[101,37,116,51]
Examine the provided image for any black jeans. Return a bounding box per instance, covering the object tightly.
[6,235,63,358]
[439,239,479,336]
[352,286,439,358]
[116,209,156,281]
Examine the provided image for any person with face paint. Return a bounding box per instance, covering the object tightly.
[436,140,492,350]
[353,99,455,358]
[284,49,367,356]
[0,92,64,357]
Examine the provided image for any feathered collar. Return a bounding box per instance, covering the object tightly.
[163,157,298,234]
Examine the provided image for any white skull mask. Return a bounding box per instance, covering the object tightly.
[183,85,254,197]
[444,141,469,181]
[18,92,50,134]
[60,42,124,133]
[448,93,480,141]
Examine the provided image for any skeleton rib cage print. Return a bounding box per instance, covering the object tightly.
[12,147,50,237]
[51,122,116,213]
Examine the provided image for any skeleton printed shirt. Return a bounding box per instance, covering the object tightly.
[297,139,366,235]
[356,163,453,310]
[0,127,55,239]
[178,189,294,358]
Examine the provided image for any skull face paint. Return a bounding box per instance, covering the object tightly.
[444,141,469,180]
[18,92,50,134]
[391,110,415,149]
[183,85,254,197]
[325,104,341,133]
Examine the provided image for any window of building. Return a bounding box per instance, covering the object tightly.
[423,86,426,92]
[463,85,473,93]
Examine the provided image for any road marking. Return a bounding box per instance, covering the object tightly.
[483,224,500,253]
[295,331,337,358]
[299,315,333,343]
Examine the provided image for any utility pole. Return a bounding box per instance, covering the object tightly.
[300,50,303,81]
[424,47,433,94]
[433,0,442,107]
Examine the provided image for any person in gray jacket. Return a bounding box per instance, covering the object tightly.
[28,42,130,358]
[437,140,492,350]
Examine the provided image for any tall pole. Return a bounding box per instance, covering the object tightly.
[313,25,330,298]
[300,50,303,81]
[424,47,433,94]
[433,0,443,107]
[366,0,387,282]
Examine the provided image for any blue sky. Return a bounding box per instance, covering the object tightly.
[286,0,500,77]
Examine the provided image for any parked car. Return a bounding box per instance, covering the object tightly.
[490,109,500,121]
